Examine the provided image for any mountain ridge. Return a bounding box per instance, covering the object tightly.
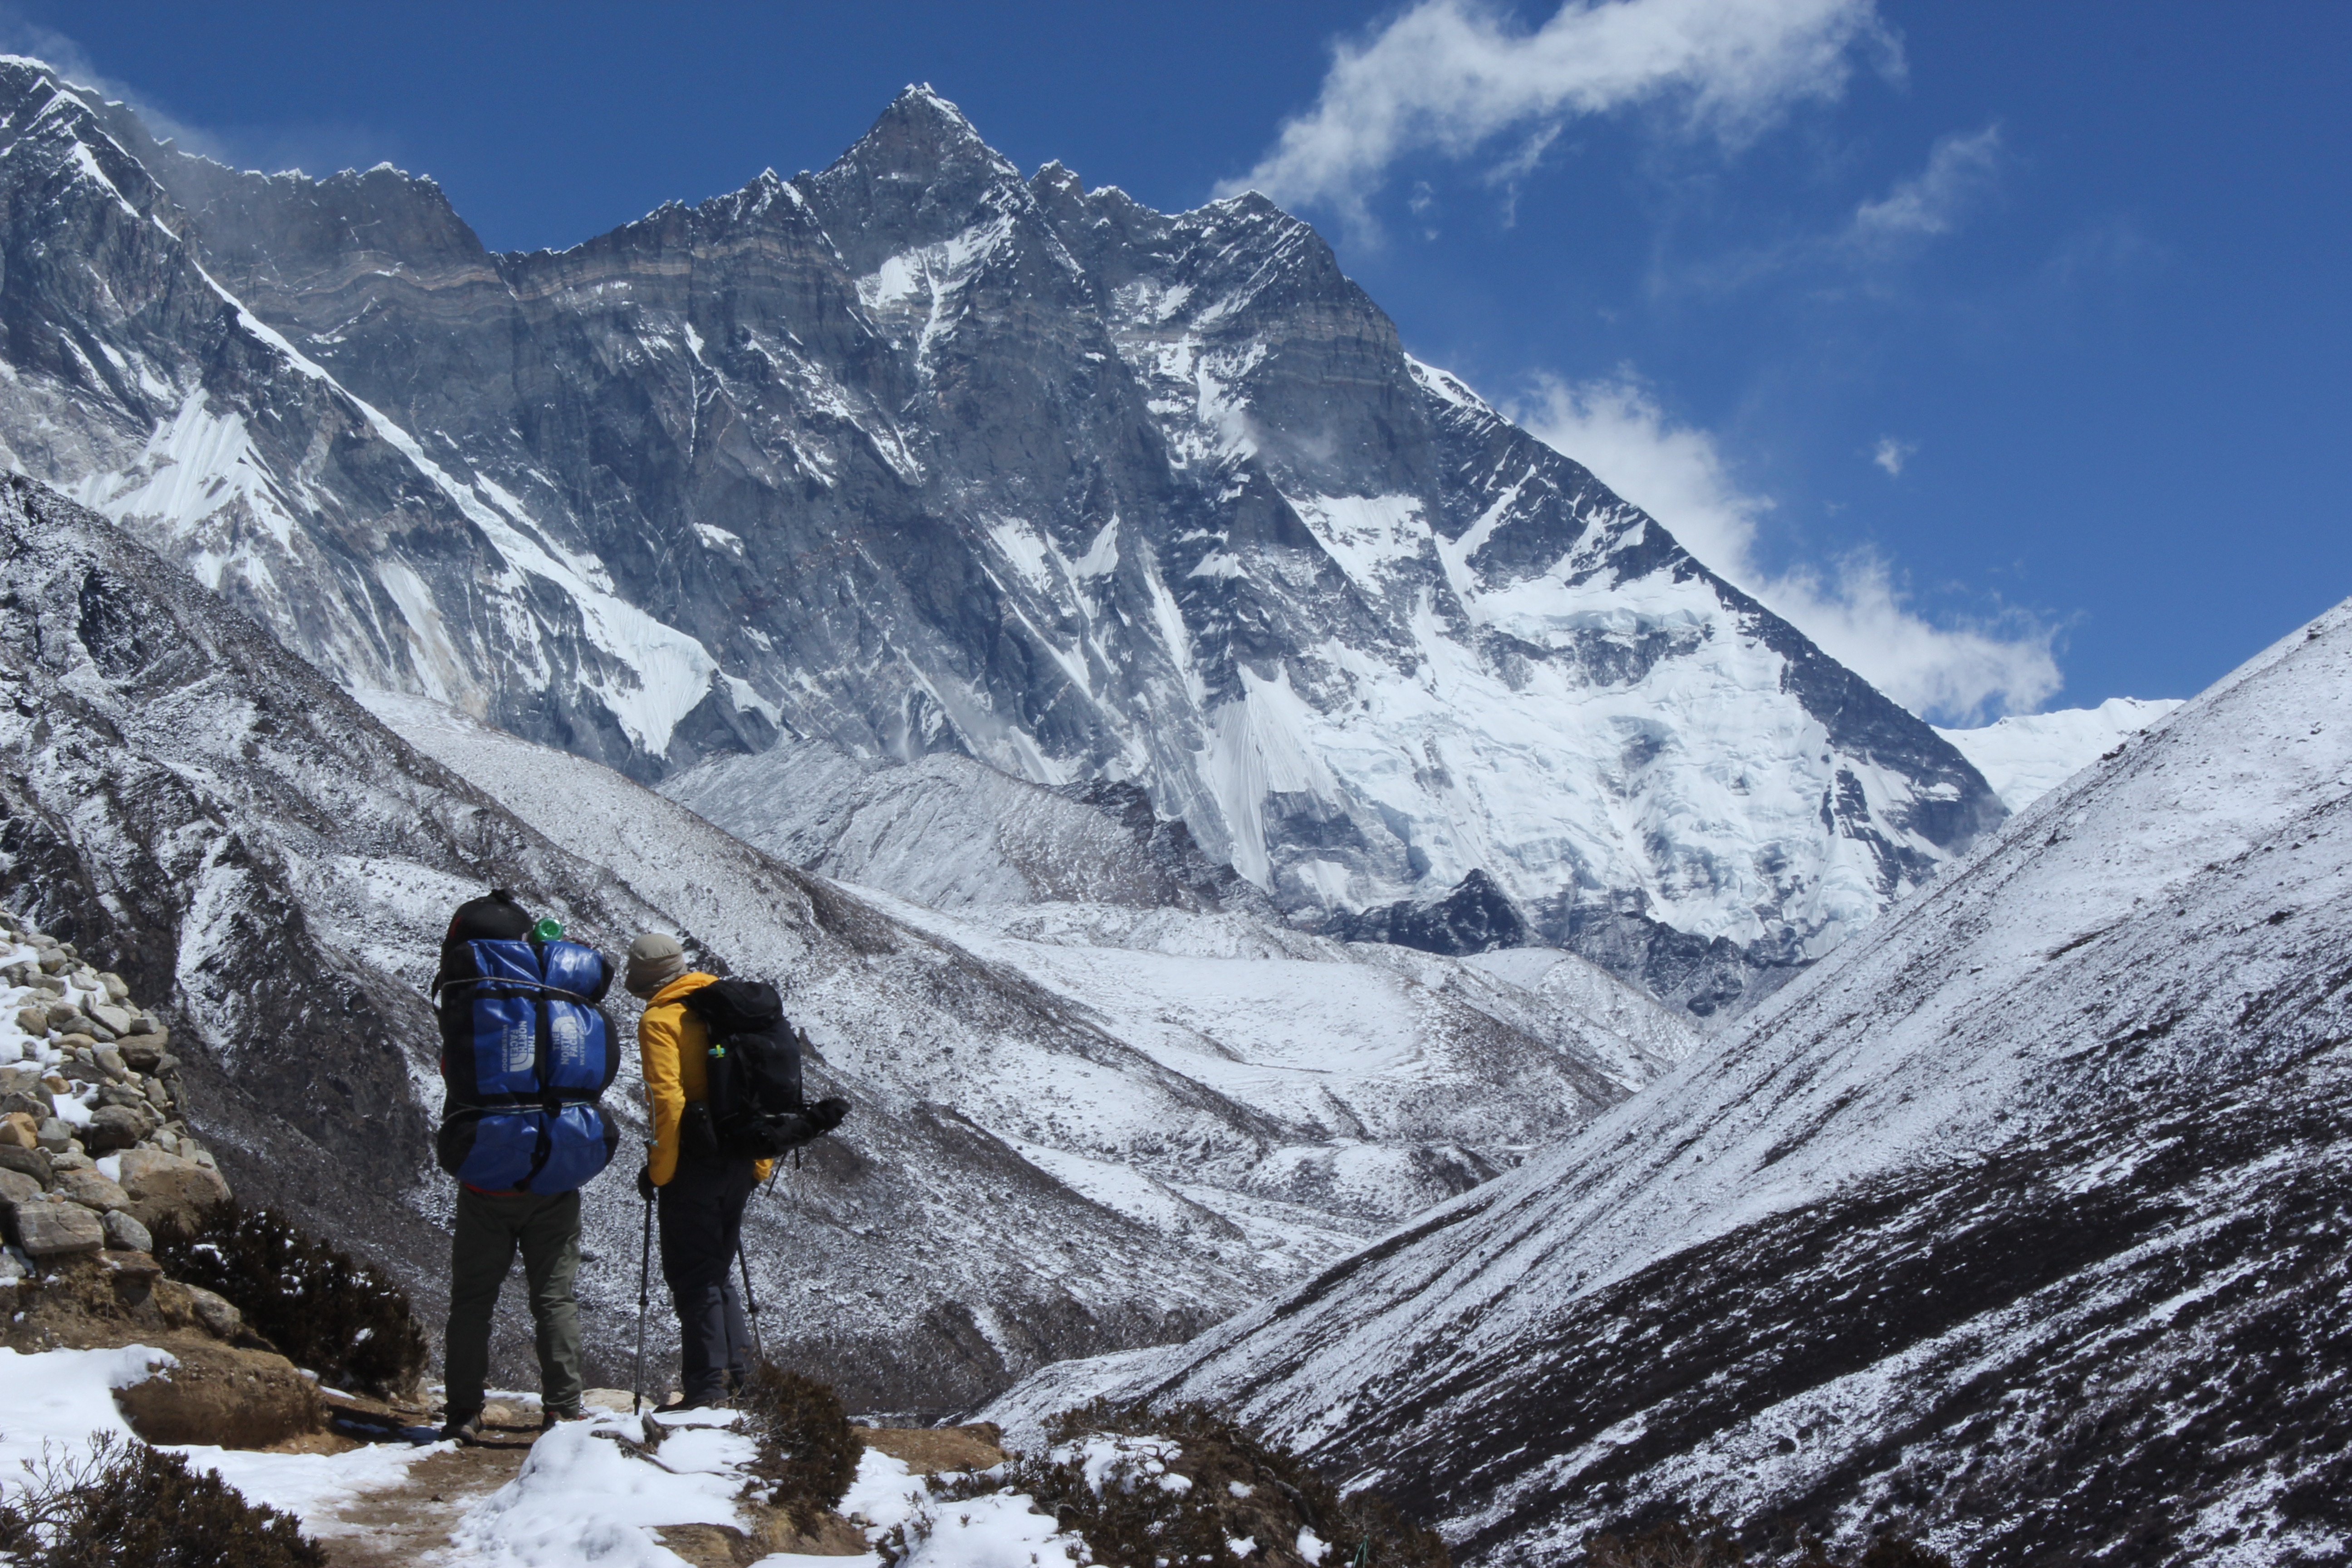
[985,593,2352,1563]
[0,59,2002,1014]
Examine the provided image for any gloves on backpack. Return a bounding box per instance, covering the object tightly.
[808,1096,850,1132]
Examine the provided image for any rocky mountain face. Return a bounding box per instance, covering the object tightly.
[988,598,2352,1565]
[0,474,1687,1414]
[0,58,2001,1014]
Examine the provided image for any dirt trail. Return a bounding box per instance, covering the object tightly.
[315,1444,532,1568]
[304,1408,1005,1566]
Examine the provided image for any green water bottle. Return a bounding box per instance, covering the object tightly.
[531,917,564,942]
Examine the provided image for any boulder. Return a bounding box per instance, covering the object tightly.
[0,1109,35,1147]
[103,1209,152,1252]
[56,1167,131,1212]
[12,1005,46,1035]
[2,1086,54,1118]
[0,1143,52,1184]
[114,1147,232,1234]
[98,972,129,1003]
[34,1117,72,1152]
[143,1080,172,1114]
[0,1166,40,1205]
[80,1103,151,1154]
[113,1342,323,1449]
[12,1196,106,1255]
[91,1043,128,1080]
[43,1003,85,1032]
[184,1284,244,1340]
[90,1004,133,1037]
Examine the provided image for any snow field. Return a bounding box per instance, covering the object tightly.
[0,1345,440,1547]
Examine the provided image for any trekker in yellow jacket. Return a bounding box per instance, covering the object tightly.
[626,932,770,1408]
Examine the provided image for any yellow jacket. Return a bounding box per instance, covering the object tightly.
[638,972,773,1186]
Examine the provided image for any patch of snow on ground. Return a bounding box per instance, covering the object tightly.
[447,1409,756,1568]
[0,1345,440,1540]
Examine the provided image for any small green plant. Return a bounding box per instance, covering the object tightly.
[737,1362,864,1529]
[0,1432,328,1566]
[151,1200,426,1398]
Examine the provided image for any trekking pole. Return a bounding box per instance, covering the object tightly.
[736,1241,766,1367]
[632,1182,653,1416]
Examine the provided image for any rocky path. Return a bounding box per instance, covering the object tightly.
[302,1396,1004,1566]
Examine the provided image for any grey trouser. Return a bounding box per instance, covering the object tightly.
[445,1185,582,1417]
[657,1154,759,1404]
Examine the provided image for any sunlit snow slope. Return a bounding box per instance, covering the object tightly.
[0,58,2000,1015]
[990,600,2352,1566]
[1936,695,2185,810]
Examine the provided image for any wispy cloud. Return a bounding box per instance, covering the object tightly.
[1872,436,1914,475]
[1847,122,2002,249]
[1221,0,1894,235]
[0,7,394,176]
[1514,373,2058,723]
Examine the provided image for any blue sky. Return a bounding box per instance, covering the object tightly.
[16,0,2347,722]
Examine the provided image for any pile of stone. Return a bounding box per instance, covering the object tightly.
[0,913,231,1303]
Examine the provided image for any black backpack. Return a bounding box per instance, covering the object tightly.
[683,979,849,1160]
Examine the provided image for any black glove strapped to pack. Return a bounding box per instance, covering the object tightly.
[682,978,852,1160]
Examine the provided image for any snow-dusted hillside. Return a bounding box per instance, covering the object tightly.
[5,474,1683,1418]
[988,600,2352,1565]
[0,58,2001,1015]
[664,740,1264,915]
[372,693,1690,1240]
[1936,695,2184,809]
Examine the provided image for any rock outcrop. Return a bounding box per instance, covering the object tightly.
[0,911,228,1286]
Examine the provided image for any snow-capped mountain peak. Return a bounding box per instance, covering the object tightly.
[0,62,2002,1015]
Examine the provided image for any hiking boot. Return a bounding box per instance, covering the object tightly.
[440,1410,487,1444]
[539,1404,589,1431]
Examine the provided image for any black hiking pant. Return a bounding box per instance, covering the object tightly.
[657,1152,759,1404]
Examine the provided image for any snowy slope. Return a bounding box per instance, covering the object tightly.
[0,59,2002,1017]
[372,693,1690,1238]
[1936,695,2184,809]
[664,740,1264,914]
[987,600,2352,1564]
[0,475,1269,1416]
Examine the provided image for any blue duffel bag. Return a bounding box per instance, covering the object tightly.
[434,931,620,1194]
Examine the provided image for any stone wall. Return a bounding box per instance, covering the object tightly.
[0,910,231,1303]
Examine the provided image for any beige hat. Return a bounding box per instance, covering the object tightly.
[624,931,688,998]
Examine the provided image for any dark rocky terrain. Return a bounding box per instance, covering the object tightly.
[0,58,2001,1013]
[991,598,2352,1564]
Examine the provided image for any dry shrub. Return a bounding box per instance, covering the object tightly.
[1587,1514,1956,1568]
[1589,1515,1745,1568]
[0,1432,327,1566]
[151,1200,426,1398]
[737,1362,863,1529]
[891,1399,1448,1568]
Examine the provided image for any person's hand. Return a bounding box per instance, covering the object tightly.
[637,1165,657,1202]
[809,1096,850,1132]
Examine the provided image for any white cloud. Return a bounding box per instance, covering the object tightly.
[1223,0,1892,232]
[1514,373,2058,723]
[1872,436,1914,476]
[1848,123,2002,246]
